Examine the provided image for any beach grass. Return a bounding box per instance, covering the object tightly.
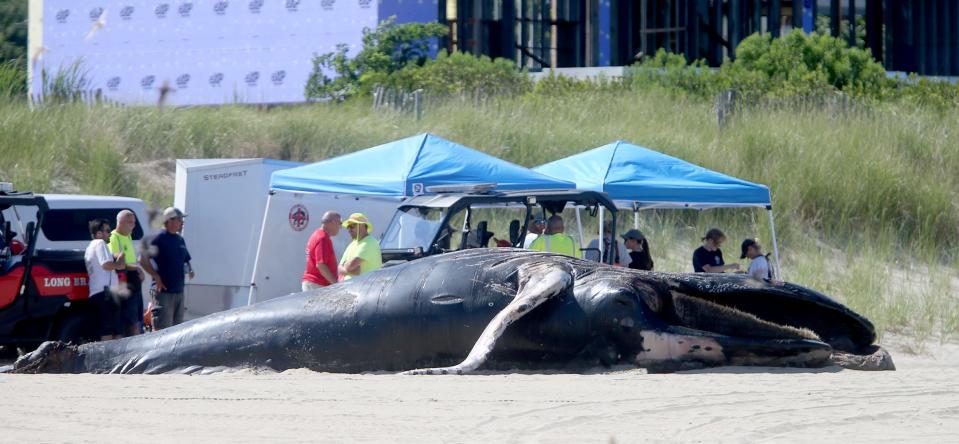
[1,89,956,345]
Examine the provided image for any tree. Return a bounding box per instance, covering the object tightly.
[304,17,448,101]
[0,0,27,64]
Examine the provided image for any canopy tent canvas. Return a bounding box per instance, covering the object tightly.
[534,140,781,277]
[535,140,771,210]
[270,132,575,196]
[250,133,577,304]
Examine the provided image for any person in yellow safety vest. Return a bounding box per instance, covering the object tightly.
[338,212,383,280]
[528,215,580,258]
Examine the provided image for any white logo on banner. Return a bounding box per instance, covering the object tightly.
[55,9,70,24]
[178,3,194,17]
[155,3,170,18]
[412,183,424,196]
[120,6,135,20]
[213,1,229,15]
[176,74,191,89]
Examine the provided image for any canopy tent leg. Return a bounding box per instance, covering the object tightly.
[247,191,275,306]
[767,208,782,280]
[574,207,585,252]
[597,207,604,261]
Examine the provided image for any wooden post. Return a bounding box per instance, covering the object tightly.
[414,89,422,121]
[716,89,738,127]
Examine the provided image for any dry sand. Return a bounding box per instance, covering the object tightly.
[1,338,957,443]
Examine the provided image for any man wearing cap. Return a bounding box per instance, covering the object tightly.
[622,229,655,271]
[522,216,546,249]
[302,211,341,291]
[142,207,194,330]
[528,215,579,258]
[338,213,382,280]
[741,238,772,280]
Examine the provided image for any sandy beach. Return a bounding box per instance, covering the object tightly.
[0,337,956,443]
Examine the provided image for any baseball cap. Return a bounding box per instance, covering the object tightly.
[162,207,187,222]
[740,238,758,259]
[621,229,646,241]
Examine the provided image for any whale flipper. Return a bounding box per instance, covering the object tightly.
[404,260,573,375]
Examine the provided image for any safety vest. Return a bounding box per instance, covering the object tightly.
[529,233,579,258]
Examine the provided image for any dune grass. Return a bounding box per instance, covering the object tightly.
[1,90,957,346]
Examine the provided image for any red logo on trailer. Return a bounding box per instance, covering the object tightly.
[289,204,309,231]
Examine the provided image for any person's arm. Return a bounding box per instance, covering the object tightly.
[98,242,125,271]
[340,257,362,276]
[315,263,336,283]
[141,255,165,291]
[703,263,739,273]
[101,251,125,271]
[185,243,194,279]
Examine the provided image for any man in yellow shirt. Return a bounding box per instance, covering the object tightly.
[109,209,144,336]
[338,213,382,280]
[528,215,579,258]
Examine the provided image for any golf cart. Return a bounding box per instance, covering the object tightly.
[379,184,619,265]
[0,184,147,351]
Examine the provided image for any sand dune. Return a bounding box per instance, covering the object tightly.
[1,339,957,443]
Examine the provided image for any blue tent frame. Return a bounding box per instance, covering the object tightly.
[535,140,782,277]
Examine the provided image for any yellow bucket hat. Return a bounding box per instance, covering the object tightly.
[342,212,373,233]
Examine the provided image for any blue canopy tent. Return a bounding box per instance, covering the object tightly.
[535,140,781,276]
[248,133,575,304]
[270,132,575,195]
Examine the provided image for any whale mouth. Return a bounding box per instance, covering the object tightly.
[631,277,888,372]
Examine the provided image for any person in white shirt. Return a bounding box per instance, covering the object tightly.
[84,218,126,341]
[740,238,771,281]
[584,220,629,266]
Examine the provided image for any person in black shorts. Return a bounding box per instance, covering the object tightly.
[84,219,125,340]
[692,228,740,273]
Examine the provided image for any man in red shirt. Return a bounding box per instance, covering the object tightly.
[301,211,342,291]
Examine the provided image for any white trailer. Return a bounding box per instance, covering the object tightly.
[174,158,301,319]
[246,191,402,305]
[174,158,403,318]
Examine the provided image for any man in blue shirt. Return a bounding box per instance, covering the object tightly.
[143,207,194,330]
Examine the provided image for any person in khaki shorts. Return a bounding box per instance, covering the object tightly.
[142,207,194,330]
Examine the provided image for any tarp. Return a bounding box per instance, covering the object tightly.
[534,140,772,209]
[271,133,575,196]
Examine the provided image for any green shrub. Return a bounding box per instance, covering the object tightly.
[627,49,723,98]
[386,51,531,97]
[721,30,888,100]
[0,0,27,63]
[305,17,447,100]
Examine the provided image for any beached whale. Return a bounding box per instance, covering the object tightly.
[9,249,893,374]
